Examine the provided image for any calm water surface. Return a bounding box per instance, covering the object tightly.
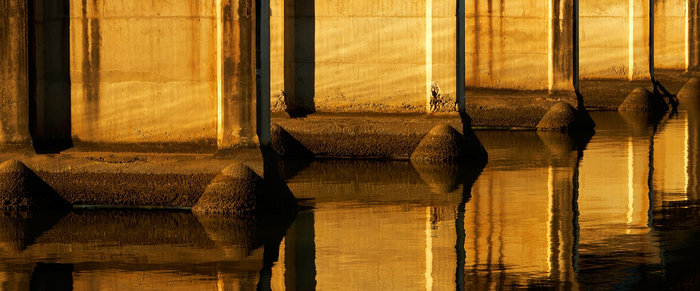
[2,106,700,290]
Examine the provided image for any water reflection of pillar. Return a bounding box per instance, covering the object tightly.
[621,134,654,231]
[284,211,316,290]
[546,164,578,288]
[688,102,700,200]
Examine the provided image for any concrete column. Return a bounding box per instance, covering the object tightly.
[218,0,258,148]
[690,0,700,70]
[549,0,579,93]
[0,0,31,144]
[457,0,466,112]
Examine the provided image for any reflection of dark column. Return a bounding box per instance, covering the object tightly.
[285,210,316,290]
[293,0,314,115]
[647,124,658,227]
[571,149,582,275]
[689,103,700,200]
[29,0,71,152]
[29,263,73,291]
[454,190,470,291]
[454,162,484,290]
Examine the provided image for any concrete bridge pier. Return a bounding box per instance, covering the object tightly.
[218,0,260,150]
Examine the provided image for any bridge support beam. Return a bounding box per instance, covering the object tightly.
[0,0,31,145]
[549,0,579,94]
[691,1,700,70]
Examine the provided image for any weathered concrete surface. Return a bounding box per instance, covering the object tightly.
[581,70,690,110]
[0,0,31,144]
[69,1,219,147]
[0,160,69,210]
[466,0,549,90]
[219,0,258,148]
[192,163,261,214]
[655,0,689,70]
[0,149,266,207]
[580,0,650,80]
[410,125,468,163]
[272,113,466,159]
[618,87,669,112]
[269,0,460,114]
[537,101,595,132]
[466,0,576,92]
[465,91,575,128]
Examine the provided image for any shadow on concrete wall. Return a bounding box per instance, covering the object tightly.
[28,0,72,153]
[281,0,315,117]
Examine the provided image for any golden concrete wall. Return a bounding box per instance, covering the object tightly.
[0,0,30,144]
[69,1,219,146]
[313,0,427,112]
[269,0,458,113]
[466,0,549,91]
[580,0,650,80]
[655,0,688,70]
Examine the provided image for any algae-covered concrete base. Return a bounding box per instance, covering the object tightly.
[271,113,489,160]
[410,125,467,163]
[192,163,261,215]
[0,149,298,213]
[0,160,69,209]
[536,101,596,132]
[191,156,297,215]
[618,88,669,112]
[410,124,487,163]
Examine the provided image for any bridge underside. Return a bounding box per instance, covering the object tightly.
[0,0,698,153]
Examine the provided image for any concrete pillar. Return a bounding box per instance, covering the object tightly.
[580,0,652,80]
[690,0,700,70]
[549,0,579,93]
[457,0,466,112]
[0,0,31,144]
[218,0,258,148]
